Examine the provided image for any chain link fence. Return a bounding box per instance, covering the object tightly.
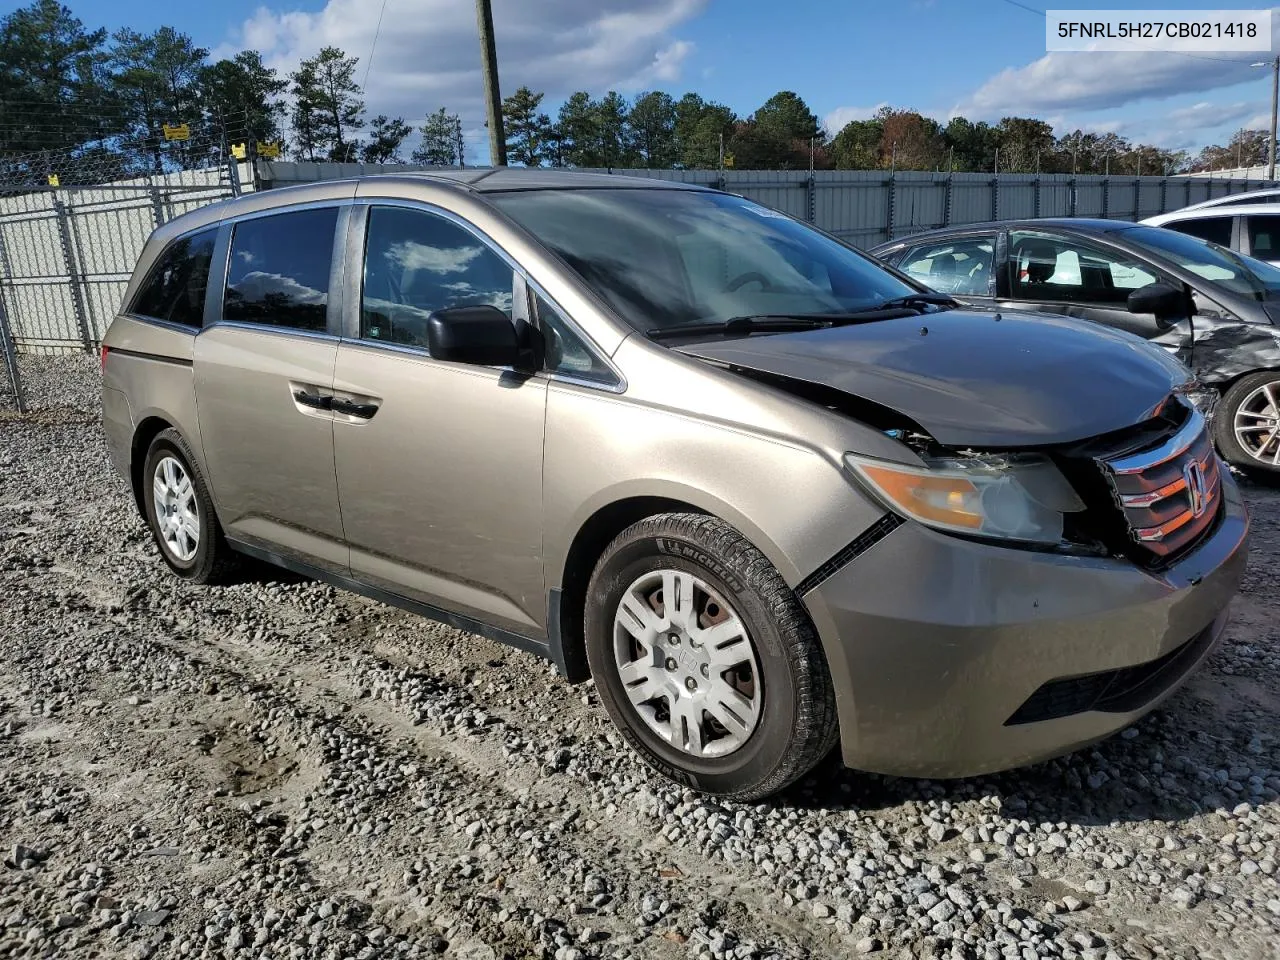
[0,108,246,410]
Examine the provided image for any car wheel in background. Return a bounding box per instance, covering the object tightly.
[1215,371,1280,476]
[584,513,839,801]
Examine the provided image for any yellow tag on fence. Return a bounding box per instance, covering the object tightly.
[162,123,190,141]
[259,142,282,159]
[47,174,60,187]
[230,142,247,159]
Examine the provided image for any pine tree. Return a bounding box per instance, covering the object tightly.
[412,107,461,165]
[502,86,550,167]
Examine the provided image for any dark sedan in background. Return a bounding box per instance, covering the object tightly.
[871,219,1280,475]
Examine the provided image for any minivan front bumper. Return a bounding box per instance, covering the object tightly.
[802,473,1249,779]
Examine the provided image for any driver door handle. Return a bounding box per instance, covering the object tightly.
[293,390,331,410]
[331,397,379,419]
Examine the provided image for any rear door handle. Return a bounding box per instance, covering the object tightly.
[331,397,379,419]
[294,390,332,410]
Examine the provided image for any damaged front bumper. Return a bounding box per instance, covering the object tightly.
[799,472,1249,779]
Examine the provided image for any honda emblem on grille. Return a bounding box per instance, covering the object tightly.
[1183,459,1209,519]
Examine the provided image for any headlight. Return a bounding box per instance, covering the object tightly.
[844,452,1086,545]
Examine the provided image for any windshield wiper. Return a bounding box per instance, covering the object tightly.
[646,315,831,341]
[854,293,959,313]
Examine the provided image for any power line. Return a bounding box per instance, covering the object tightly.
[362,0,391,91]
[992,0,1264,65]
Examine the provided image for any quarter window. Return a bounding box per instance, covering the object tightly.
[1247,215,1280,259]
[898,237,995,297]
[130,228,217,327]
[361,206,515,349]
[535,294,614,384]
[223,208,338,331]
[1008,232,1159,305]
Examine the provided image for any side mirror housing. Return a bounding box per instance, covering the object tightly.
[1127,281,1189,329]
[426,305,520,366]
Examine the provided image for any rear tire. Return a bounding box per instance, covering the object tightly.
[584,513,838,801]
[1214,371,1280,476]
[141,428,239,584]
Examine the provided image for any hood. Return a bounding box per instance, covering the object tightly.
[676,308,1188,448]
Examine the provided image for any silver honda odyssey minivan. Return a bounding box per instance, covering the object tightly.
[102,170,1249,800]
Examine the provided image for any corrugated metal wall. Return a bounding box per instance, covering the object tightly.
[258,161,1274,250]
[0,160,1271,354]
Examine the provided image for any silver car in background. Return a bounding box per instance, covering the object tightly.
[102,171,1248,799]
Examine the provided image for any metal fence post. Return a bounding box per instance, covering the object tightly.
[1102,177,1110,218]
[51,194,94,353]
[806,174,816,223]
[149,184,167,229]
[1033,175,1042,218]
[1160,177,1168,213]
[943,172,954,226]
[1134,177,1141,219]
[885,173,897,242]
[0,289,26,414]
[991,175,999,221]
[1069,177,1077,217]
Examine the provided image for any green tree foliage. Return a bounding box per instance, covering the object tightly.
[110,27,209,172]
[412,107,462,165]
[673,93,736,168]
[0,0,111,159]
[596,91,635,168]
[830,118,883,170]
[995,116,1055,173]
[555,91,598,167]
[200,51,286,147]
[502,86,551,167]
[1194,128,1269,172]
[730,91,823,170]
[944,117,998,172]
[292,46,364,162]
[753,90,822,143]
[629,91,677,168]
[877,107,944,170]
[361,114,411,163]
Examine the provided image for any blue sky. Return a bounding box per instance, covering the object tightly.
[10,0,1280,161]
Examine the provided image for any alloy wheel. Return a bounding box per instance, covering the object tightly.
[1233,379,1280,467]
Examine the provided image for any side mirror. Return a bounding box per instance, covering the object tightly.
[1127,281,1188,329]
[427,305,520,367]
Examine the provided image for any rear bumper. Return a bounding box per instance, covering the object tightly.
[802,473,1250,778]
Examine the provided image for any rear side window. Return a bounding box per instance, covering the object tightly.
[1167,216,1232,247]
[130,228,217,327]
[223,208,338,331]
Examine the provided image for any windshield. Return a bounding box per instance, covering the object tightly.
[1124,225,1280,301]
[487,188,920,333]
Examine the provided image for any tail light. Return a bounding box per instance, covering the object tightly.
[100,344,109,373]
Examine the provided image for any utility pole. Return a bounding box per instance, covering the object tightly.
[475,0,506,166]
[454,117,465,169]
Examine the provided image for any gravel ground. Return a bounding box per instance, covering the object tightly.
[1,355,1278,960]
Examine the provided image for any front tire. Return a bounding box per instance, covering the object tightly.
[141,428,238,584]
[1214,371,1280,475]
[584,513,838,801]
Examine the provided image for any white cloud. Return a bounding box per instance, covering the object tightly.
[217,0,705,132]
[954,10,1280,118]
[627,39,695,87]
[823,103,889,134]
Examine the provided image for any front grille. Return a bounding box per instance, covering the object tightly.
[1005,620,1219,725]
[1095,407,1223,565]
